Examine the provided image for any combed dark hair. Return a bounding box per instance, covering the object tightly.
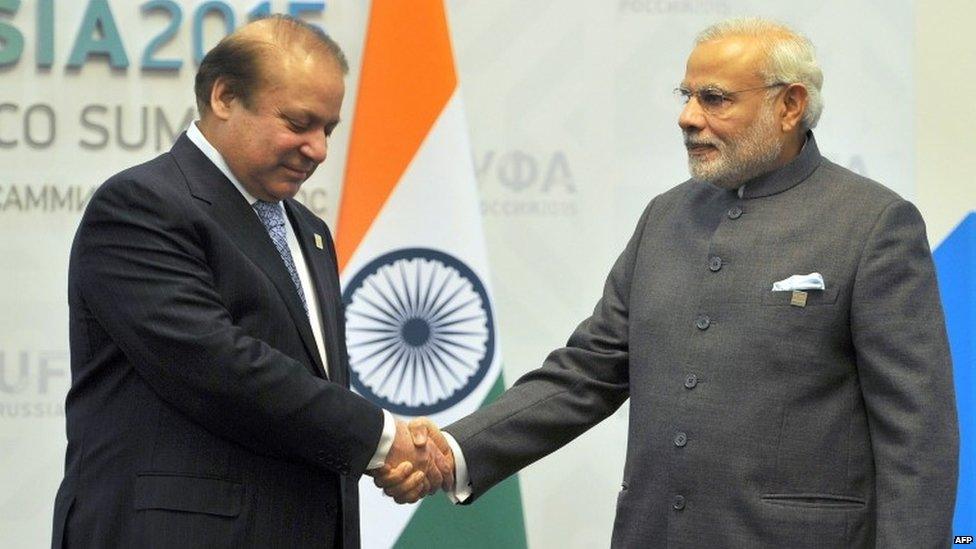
[194,14,348,114]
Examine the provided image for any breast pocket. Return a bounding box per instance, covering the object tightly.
[755,287,845,377]
[761,287,838,308]
[761,287,840,336]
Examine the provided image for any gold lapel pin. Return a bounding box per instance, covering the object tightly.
[314,233,324,249]
[790,290,808,307]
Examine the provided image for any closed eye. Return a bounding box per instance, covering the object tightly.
[285,118,309,132]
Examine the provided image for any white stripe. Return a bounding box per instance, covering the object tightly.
[349,90,502,548]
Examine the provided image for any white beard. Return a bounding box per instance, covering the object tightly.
[684,103,784,189]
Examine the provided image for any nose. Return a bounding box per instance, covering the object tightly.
[301,131,328,164]
[678,96,707,132]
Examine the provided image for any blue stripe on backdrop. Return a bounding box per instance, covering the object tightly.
[934,212,976,535]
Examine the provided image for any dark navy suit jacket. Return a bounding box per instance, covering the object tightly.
[53,134,383,548]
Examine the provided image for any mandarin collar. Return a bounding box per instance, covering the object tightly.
[736,131,822,199]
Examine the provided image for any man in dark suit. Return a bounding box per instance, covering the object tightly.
[52,15,444,549]
[381,17,960,548]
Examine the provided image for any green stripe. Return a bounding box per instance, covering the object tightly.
[394,374,527,549]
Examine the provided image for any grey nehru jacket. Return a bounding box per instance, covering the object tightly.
[445,133,958,548]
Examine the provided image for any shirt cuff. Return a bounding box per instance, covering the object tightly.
[442,431,471,503]
[366,409,396,470]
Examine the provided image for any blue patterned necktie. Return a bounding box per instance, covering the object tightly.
[252,200,308,314]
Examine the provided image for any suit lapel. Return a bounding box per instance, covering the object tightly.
[170,134,325,378]
[284,201,345,387]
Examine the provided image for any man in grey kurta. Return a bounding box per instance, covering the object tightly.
[376,17,959,548]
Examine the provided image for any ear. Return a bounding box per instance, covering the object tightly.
[209,77,238,122]
[779,83,809,133]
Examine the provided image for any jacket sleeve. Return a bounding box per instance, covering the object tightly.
[72,174,384,476]
[444,201,655,501]
[850,199,959,547]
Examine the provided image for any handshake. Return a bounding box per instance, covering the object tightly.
[367,418,455,504]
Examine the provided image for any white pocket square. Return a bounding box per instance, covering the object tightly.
[771,272,825,291]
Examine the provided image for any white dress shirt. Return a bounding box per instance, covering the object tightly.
[443,432,472,503]
[185,122,394,469]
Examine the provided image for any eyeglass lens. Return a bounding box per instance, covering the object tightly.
[676,88,727,113]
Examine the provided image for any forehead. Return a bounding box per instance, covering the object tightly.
[254,48,345,109]
[682,35,767,89]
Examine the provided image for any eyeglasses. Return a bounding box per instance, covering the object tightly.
[674,83,787,116]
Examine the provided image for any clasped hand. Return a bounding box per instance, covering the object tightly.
[367,418,454,504]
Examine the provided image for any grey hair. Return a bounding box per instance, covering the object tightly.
[696,17,824,130]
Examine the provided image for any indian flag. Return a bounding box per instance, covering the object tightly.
[335,1,527,547]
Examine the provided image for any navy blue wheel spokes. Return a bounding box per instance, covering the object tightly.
[343,249,495,415]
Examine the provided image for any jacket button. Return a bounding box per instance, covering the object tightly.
[673,432,687,447]
[684,374,698,389]
[708,256,722,272]
[695,315,710,330]
[728,206,742,219]
[673,495,686,510]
